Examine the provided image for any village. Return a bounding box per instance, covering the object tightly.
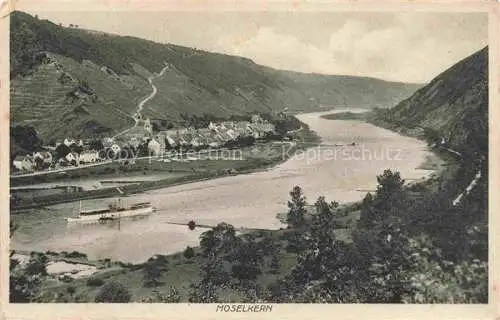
[11,114,277,174]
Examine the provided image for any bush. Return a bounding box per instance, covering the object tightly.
[66,286,76,296]
[143,255,168,287]
[95,281,131,303]
[86,277,104,287]
[183,246,195,259]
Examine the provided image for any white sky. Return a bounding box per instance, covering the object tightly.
[21,4,488,83]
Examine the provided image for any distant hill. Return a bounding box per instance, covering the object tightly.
[371,47,488,160]
[10,11,421,141]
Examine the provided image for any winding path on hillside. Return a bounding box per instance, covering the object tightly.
[112,64,169,139]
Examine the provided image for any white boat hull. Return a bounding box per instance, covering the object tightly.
[66,206,154,223]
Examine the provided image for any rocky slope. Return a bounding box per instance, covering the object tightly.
[10,11,421,141]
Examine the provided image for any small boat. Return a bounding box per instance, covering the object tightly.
[65,199,155,223]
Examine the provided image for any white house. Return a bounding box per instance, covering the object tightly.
[103,137,114,148]
[110,144,121,155]
[209,140,221,148]
[191,136,204,148]
[166,135,177,148]
[13,155,35,172]
[79,150,99,163]
[147,138,162,156]
[249,122,275,139]
[63,138,76,147]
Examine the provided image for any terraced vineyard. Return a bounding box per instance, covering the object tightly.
[11,53,152,140]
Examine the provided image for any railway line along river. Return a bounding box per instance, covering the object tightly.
[10,109,436,263]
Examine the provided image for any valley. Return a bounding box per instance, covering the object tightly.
[8,10,489,305]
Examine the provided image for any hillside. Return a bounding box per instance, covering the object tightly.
[10,11,421,141]
[368,46,488,254]
[371,47,488,160]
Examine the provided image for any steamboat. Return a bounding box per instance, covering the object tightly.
[65,199,155,223]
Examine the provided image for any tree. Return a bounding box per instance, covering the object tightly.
[229,234,263,282]
[199,222,237,257]
[189,223,240,303]
[88,139,104,151]
[310,196,338,253]
[46,138,56,146]
[269,252,281,274]
[69,143,83,154]
[188,281,219,303]
[95,281,131,303]
[11,125,43,153]
[137,141,150,157]
[188,256,228,303]
[397,235,487,303]
[183,246,195,259]
[9,223,43,303]
[286,186,307,228]
[24,253,48,276]
[66,286,76,297]
[34,156,45,170]
[352,170,415,302]
[359,170,407,228]
[188,220,196,230]
[86,277,104,287]
[142,287,181,303]
[55,143,70,160]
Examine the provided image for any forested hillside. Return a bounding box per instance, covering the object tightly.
[371,47,488,161]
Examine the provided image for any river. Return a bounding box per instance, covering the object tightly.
[10,109,434,263]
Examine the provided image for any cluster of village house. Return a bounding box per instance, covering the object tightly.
[12,115,276,173]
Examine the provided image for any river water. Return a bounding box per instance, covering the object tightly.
[10,109,433,263]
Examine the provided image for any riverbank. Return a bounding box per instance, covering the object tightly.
[10,197,363,303]
[320,111,372,121]
[10,125,321,211]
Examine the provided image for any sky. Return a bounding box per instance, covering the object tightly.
[21,6,488,84]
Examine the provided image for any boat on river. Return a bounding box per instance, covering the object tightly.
[65,199,155,223]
